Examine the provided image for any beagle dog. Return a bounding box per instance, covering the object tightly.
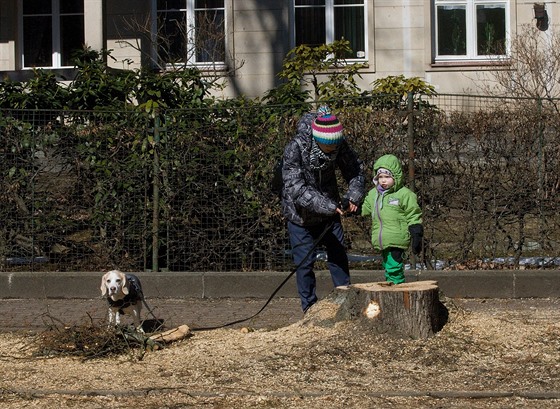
[100,270,144,332]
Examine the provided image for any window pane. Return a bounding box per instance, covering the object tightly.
[195,9,225,62]
[158,11,187,63]
[296,0,325,5]
[195,0,224,8]
[334,6,365,58]
[60,0,84,14]
[158,0,186,10]
[23,0,51,15]
[335,0,364,4]
[295,7,325,46]
[23,16,52,66]
[61,15,84,66]
[477,5,506,55]
[437,6,466,55]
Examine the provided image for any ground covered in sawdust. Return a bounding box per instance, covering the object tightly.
[1,298,560,408]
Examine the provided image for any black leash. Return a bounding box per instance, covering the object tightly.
[190,221,334,331]
[142,298,160,322]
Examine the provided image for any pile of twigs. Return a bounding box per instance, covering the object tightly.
[34,318,165,360]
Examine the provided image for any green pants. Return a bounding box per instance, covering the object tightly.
[381,247,405,284]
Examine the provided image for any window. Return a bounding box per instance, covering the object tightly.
[21,0,84,68]
[434,0,508,61]
[294,0,367,60]
[154,0,225,67]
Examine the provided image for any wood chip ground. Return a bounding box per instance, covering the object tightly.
[1,298,560,408]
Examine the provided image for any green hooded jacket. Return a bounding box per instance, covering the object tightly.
[361,154,422,250]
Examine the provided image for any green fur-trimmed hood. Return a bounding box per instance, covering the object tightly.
[373,154,404,191]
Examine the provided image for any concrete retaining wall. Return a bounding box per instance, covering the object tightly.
[0,270,558,299]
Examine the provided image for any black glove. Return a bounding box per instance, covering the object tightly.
[409,224,423,255]
[340,198,360,214]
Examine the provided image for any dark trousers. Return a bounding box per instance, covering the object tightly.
[288,219,350,312]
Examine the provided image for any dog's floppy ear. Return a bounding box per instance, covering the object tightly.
[121,272,129,295]
[100,272,109,296]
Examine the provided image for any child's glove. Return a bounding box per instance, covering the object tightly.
[409,224,423,255]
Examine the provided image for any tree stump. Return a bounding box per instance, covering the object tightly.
[307,280,448,339]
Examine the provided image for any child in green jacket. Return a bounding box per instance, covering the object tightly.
[361,154,423,284]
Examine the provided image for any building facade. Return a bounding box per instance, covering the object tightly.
[0,0,551,98]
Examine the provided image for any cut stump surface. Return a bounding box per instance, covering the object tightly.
[303,280,448,339]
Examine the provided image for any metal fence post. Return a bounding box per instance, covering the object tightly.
[30,111,37,270]
[537,98,545,250]
[407,92,416,192]
[152,115,161,272]
[407,92,417,269]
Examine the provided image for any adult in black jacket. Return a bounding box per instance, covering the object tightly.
[281,107,365,312]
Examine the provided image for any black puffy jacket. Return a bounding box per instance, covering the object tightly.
[281,113,365,226]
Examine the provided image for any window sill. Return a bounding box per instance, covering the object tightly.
[323,61,370,71]
[430,59,510,70]
[164,62,228,71]
[0,68,78,82]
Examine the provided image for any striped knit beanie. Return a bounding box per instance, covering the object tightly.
[311,107,345,145]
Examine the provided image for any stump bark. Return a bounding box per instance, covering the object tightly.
[320,280,448,338]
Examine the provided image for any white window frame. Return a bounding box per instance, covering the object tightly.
[19,0,84,69]
[151,0,227,69]
[434,0,510,62]
[292,0,368,62]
